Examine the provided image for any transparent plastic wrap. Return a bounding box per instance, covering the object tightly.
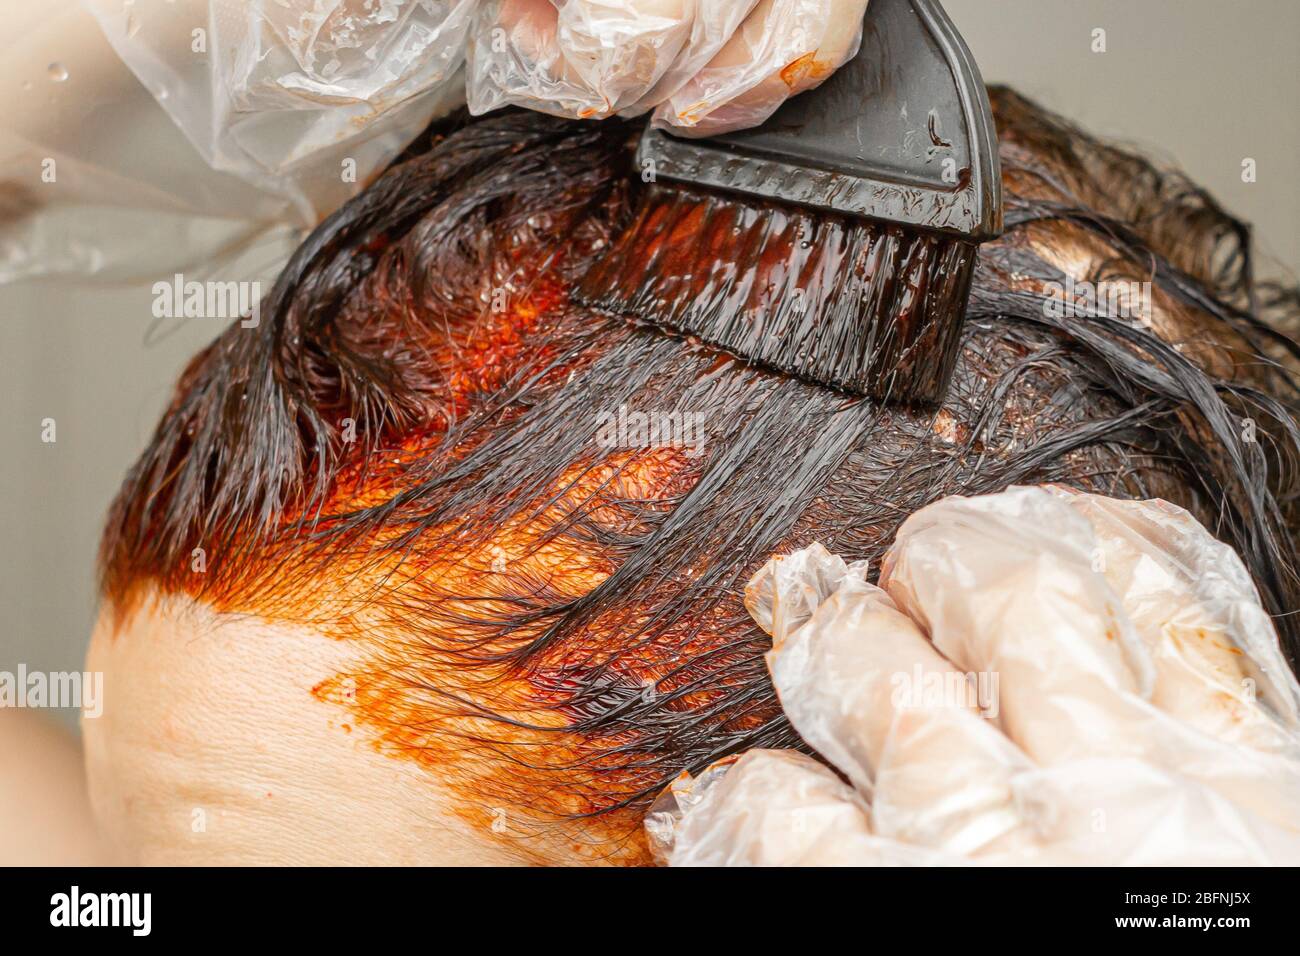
[648,486,1300,866]
[4,1,868,283]
[82,0,475,224]
[466,0,868,136]
[1,0,470,283]
[651,0,868,135]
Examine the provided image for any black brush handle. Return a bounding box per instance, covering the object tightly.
[640,0,1002,241]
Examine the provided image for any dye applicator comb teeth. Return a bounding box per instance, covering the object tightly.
[576,0,1002,403]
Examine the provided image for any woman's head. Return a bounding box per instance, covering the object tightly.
[86,91,1300,865]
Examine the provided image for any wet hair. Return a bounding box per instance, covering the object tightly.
[100,90,1300,854]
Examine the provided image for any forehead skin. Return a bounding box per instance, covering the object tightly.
[85,450,685,866]
[83,593,578,866]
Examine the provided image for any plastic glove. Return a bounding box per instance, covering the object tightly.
[466,0,870,136]
[4,1,865,283]
[646,486,1300,866]
[82,0,475,225]
[1,0,471,283]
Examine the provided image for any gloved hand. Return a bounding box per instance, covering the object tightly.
[646,486,1300,865]
[4,1,867,283]
[466,0,870,135]
[3,0,477,283]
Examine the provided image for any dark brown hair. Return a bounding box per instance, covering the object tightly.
[101,90,1300,856]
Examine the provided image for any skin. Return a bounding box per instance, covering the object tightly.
[82,591,527,866]
[83,451,682,866]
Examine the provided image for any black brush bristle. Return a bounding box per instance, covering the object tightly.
[576,184,977,403]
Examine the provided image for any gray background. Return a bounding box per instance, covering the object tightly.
[2,0,1297,729]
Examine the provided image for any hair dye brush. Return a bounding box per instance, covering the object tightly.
[576,0,1002,403]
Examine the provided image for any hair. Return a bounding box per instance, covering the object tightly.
[101,89,1300,860]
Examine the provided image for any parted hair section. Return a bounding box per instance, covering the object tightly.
[100,92,1300,827]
